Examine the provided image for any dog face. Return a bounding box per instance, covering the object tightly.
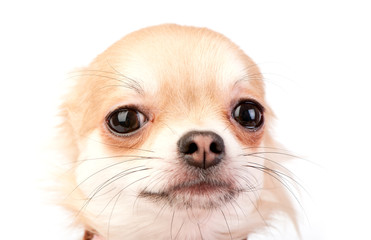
[59,24,294,240]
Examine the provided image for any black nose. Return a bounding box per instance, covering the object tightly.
[177,131,225,169]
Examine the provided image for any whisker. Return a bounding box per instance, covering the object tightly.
[246,157,307,194]
[107,189,122,240]
[77,155,162,163]
[243,148,319,167]
[170,210,175,240]
[96,168,151,212]
[235,174,270,228]
[97,84,142,92]
[224,200,240,224]
[110,174,151,206]
[131,169,169,212]
[105,58,144,94]
[67,73,140,94]
[68,65,144,95]
[244,162,295,189]
[220,209,233,240]
[68,69,121,76]
[248,151,300,159]
[174,220,184,240]
[197,223,204,240]
[79,167,150,215]
[153,200,171,222]
[67,72,122,81]
[242,153,297,178]
[234,174,259,193]
[106,175,150,239]
[230,198,248,219]
[139,169,168,195]
[243,163,305,213]
[234,166,262,189]
[68,157,157,199]
[243,146,292,152]
[244,154,311,198]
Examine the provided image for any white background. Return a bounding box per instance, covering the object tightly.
[1,1,370,239]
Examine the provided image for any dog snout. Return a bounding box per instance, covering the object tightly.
[177,131,225,169]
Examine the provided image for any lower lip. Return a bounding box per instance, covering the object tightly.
[171,182,227,195]
[139,181,235,202]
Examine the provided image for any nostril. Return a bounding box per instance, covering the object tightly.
[210,141,223,154]
[184,142,198,154]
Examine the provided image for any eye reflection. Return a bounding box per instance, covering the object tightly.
[106,108,147,135]
[233,101,264,130]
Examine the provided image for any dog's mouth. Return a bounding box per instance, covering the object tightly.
[139,179,239,209]
[168,179,231,195]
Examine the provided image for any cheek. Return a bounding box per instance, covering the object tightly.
[74,131,155,199]
[225,118,265,148]
[74,135,115,197]
[222,117,267,183]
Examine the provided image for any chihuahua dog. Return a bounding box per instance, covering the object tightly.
[58,24,297,240]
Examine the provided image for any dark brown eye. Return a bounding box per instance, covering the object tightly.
[106,108,147,135]
[233,101,264,130]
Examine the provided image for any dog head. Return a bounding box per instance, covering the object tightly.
[59,24,295,239]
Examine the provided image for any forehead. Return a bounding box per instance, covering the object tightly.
[91,25,264,114]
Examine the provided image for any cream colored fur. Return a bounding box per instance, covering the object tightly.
[57,24,297,240]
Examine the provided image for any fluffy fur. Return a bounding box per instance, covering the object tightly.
[57,24,297,240]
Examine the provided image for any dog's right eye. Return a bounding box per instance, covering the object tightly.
[106,108,147,135]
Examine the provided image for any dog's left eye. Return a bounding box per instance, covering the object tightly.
[106,108,147,135]
[233,100,264,130]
